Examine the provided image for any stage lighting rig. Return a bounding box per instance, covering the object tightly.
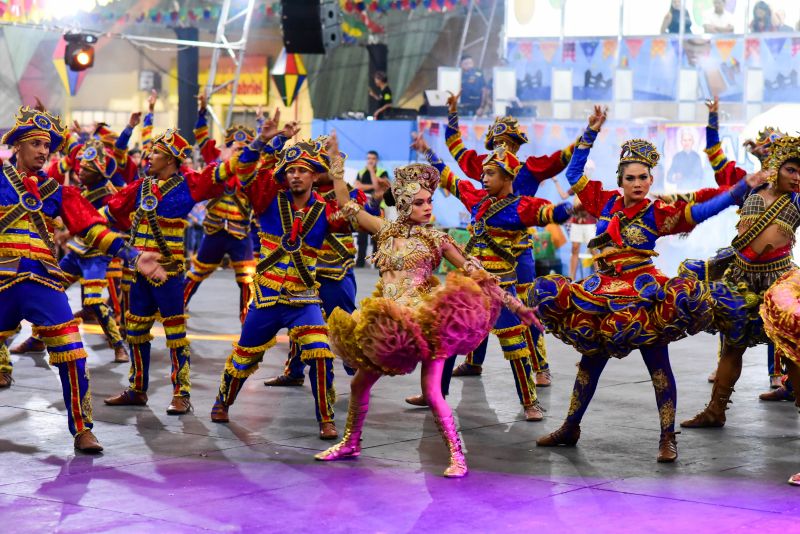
[64,33,97,72]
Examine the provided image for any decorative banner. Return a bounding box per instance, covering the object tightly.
[518,41,533,60]
[539,41,559,63]
[650,38,666,58]
[762,36,799,102]
[195,55,268,107]
[573,38,615,101]
[625,38,644,60]
[52,38,87,96]
[793,37,800,57]
[602,39,617,60]
[715,39,736,62]
[271,49,306,107]
[765,37,787,58]
[562,41,576,62]
[745,38,760,61]
[534,123,546,140]
[580,40,599,60]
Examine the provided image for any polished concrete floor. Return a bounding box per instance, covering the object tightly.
[2,268,800,533]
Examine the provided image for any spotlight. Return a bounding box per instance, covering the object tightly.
[64,33,96,72]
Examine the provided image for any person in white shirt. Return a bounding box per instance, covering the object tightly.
[703,0,735,33]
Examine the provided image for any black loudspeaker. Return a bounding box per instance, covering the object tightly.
[367,43,388,114]
[281,0,341,54]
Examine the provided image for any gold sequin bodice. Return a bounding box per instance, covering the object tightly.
[371,222,455,306]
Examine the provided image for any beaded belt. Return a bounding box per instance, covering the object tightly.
[734,254,793,273]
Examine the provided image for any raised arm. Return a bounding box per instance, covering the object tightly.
[194,94,221,165]
[444,92,487,181]
[517,196,573,227]
[704,97,746,187]
[413,132,486,212]
[328,132,383,235]
[141,90,157,157]
[654,178,753,236]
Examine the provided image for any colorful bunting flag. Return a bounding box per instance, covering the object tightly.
[715,39,736,62]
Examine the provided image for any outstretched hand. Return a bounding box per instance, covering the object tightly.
[517,305,545,332]
[410,131,429,153]
[588,105,608,131]
[33,96,46,112]
[259,108,281,141]
[705,96,719,113]
[128,112,142,129]
[325,130,340,155]
[197,92,208,111]
[281,120,300,138]
[147,89,158,112]
[747,169,771,188]
[446,91,461,114]
[71,120,82,136]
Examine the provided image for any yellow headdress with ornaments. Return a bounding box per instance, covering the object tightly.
[765,135,800,183]
[392,163,440,221]
[484,116,528,150]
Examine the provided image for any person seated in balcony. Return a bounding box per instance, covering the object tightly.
[750,1,774,33]
[703,0,735,34]
[661,0,693,34]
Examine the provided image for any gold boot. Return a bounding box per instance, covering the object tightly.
[434,414,468,478]
[315,403,368,461]
[681,383,734,428]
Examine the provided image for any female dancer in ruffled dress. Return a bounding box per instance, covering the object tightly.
[533,107,753,462]
[316,134,537,478]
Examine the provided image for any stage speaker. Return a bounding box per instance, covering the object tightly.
[281,0,341,54]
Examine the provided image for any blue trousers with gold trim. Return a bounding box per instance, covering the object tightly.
[184,230,255,321]
[217,301,335,423]
[125,274,191,397]
[284,271,356,379]
[0,279,94,437]
[464,250,549,372]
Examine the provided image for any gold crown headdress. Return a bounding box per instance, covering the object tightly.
[765,136,800,183]
[618,138,660,168]
[485,116,528,150]
[392,163,440,221]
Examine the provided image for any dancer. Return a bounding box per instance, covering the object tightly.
[681,135,800,429]
[533,106,753,462]
[0,105,165,450]
[263,135,375,387]
[211,120,350,440]
[703,97,786,389]
[444,93,573,384]
[183,94,257,322]
[102,129,226,415]
[762,268,800,486]
[317,133,537,477]
[409,133,572,421]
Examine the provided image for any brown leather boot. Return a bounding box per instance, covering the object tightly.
[0,372,11,388]
[210,399,229,423]
[263,374,304,387]
[104,389,148,406]
[680,383,734,428]
[536,422,581,447]
[113,345,129,363]
[452,363,482,377]
[759,386,795,402]
[74,430,104,453]
[535,370,552,387]
[73,307,98,324]
[524,401,545,422]
[166,395,192,415]
[404,394,428,407]
[10,336,45,354]
[657,431,678,463]
[319,421,338,440]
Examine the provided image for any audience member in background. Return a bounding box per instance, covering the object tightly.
[354,150,391,267]
[459,55,486,116]
[666,128,704,191]
[661,0,693,34]
[369,71,393,120]
[185,201,206,267]
[772,10,794,32]
[552,159,597,280]
[703,0,735,33]
[749,1,773,33]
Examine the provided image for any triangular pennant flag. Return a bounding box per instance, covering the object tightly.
[271,48,306,106]
[430,122,440,136]
[745,38,760,60]
[651,38,666,58]
[562,41,576,62]
[519,41,533,60]
[715,39,736,62]
[473,125,487,141]
[459,124,469,139]
[539,41,559,63]
[765,37,786,58]
[534,123,546,140]
[551,124,563,139]
[602,39,617,59]
[792,37,800,57]
[580,40,599,60]
[625,38,644,60]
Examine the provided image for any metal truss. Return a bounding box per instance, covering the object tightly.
[454,0,499,68]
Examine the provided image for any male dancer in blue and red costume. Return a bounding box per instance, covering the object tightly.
[12,138,131,362]
[0,105,165,451]
[102,129,228,415]
[442,93,576,386]
[263,135,376,387]
[211,120,355,440]
[410,133,572,421]
[183,95,256,321]
[700,97,789,396]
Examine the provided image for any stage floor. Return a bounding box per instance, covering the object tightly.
[2,268,800,533]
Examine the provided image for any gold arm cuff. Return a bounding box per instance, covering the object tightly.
[571,175,590,194]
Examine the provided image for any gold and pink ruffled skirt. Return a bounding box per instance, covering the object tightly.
[327,271,501,376]
[762,269,800,365]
